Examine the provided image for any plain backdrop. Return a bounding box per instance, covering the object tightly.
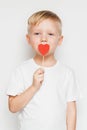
[0,0,87,130]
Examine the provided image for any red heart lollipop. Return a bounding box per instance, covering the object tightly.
[38,44,50,56]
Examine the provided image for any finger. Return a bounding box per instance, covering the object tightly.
[38,74,44,78]
[39,78,44,83]
[38,68,45,73]
[34,68,45,77]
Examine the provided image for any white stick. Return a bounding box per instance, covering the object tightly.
[42,56,45,85]
[42,56,44,67]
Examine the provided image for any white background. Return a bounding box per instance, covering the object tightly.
[0,0,87,130]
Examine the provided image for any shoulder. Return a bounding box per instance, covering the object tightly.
[58,60,75,77]
[58,60,74,73]
[13,58,33,73]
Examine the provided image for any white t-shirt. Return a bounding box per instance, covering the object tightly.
[7,58,82,130]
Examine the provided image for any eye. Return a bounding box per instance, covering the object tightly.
[48,33,54,36]
[34,32,40,35]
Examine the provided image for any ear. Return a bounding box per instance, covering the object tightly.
[26,34,30,44]
[58,35,63,46]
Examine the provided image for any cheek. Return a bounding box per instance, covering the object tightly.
[30,36,40,44]
[29,37,35,44]
[29,39,39,50]
[51,39,58,46]
[49,41,58,51]
[50,37,58,43]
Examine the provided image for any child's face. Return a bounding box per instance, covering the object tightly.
[26,19,63,56]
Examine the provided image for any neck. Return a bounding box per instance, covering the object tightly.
[33,53,57,67]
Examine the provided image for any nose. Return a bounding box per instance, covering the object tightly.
[40,34,47,43]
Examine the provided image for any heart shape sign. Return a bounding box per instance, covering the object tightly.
[38,44,50,56]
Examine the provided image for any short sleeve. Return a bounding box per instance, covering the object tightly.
[65,70,82,102]
[7,67,25,96]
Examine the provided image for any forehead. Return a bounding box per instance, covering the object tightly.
[30,19,59,31]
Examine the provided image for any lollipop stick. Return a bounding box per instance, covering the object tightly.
[42,56,45,85]
[42,56,44,67]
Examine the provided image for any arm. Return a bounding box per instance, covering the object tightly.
[66,101,77,130]
[8,68,44,113]
[8,85,37,113]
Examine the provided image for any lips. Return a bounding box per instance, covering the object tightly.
[38,44,50,56]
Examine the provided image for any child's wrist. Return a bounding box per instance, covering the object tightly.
[31,84,38,93]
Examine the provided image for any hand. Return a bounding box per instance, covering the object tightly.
[32,68,45,91]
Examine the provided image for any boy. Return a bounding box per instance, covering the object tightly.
[7,10,81,130]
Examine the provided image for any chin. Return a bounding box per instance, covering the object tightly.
[43,53,51,58]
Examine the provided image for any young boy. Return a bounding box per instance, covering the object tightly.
[7,10,81,130]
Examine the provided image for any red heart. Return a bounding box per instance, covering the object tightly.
[38,44,50,56]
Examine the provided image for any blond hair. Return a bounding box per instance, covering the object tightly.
[27,10,62,35]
